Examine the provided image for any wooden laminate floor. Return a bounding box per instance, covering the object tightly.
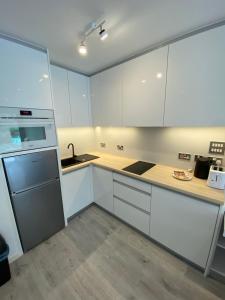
[1,205,225,300]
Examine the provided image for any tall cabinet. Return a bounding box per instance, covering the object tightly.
[0,38,52,109]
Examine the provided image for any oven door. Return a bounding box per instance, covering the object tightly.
[0,118,57,154]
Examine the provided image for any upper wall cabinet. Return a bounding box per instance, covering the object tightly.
[91,65,122,126]
[122,46,168,127]
[0,38,52,109]
[164,25,225,126]
[50,65,91,127]
[51,65,71,127]
[68,71,91,126]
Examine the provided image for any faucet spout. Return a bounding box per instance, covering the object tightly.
[67,143,76,158]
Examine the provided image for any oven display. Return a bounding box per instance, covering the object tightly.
[20,110,32,116]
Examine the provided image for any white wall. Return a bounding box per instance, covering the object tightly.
[57,126,225,169]
[94,127,225,169]
[57,127,95,158]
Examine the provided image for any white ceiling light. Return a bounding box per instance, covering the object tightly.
[78,41,87,56]
[99,26,108,41]
[78,19,108,56]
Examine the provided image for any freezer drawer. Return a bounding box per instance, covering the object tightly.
[3,149,59,193]
[11,179,65,252]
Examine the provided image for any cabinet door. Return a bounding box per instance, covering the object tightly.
[164,25,225,126]
[0,38,52,109]
[150,186,219,268]
[68,71,91,126]
[92,166,114,213]
[91,66,122,126]
[122,46,168,127]
[62,167,92,220]
[51,65,72,127]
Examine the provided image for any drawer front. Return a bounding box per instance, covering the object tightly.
[113,181,151,212]
[113,172,151,194]
[114,197,150,235]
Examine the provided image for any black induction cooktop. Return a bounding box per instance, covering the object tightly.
[122,161,156,175]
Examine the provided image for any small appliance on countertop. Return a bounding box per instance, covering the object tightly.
[194,156,211,179]
[207,160,225,190]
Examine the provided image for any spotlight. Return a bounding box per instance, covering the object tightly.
[78,41,87,55]
[99,26,108,41]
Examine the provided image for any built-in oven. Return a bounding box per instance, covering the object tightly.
[0,107,57,154]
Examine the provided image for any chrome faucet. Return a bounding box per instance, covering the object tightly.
[67,143,76,158]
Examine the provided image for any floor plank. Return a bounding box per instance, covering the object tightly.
[1,205,225,300]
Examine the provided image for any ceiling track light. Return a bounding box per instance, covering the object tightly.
[99,25,108,41]
[78,19,108,56]
[78,41,87,56]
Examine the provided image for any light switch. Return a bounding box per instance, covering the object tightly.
[209,141,225,155]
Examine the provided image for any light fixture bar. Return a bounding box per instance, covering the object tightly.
[78,18,108,56]
[83,20,106,39]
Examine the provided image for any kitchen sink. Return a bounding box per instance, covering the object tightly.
[61,154,99,169]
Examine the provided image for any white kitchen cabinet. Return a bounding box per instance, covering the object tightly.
[68,71,91,126]
[0,38,52,109]
[61,167,93,220]
[91,65,122,126]
[114,197,150,235]
[164,25,225,126]
[92,166,114,213]
[50,65,71,127]
[122,46,168,127]
[150,185,219,268]
[0,160,23,262]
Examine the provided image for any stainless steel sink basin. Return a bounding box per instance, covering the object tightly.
[61,154,99,169]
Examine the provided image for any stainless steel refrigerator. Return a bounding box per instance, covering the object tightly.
[3,149,65,252]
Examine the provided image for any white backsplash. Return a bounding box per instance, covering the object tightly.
[94,127,225,169]
[57,126,225,169]
[57,127,95,158]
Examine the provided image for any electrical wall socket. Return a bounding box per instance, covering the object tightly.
[100,142,106,148]
[178,153,191,160]
[117,145,124,151]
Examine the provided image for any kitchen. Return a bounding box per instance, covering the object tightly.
[0,1,225,299]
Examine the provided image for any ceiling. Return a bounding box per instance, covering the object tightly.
[0,0,225,75]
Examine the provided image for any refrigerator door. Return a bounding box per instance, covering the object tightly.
[11,179,65,252]
[3,150,59,193]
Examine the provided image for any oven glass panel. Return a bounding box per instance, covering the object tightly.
[10,127,46,143]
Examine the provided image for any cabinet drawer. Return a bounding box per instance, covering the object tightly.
[113,172,151,194]
[113,181,151,212]
[114,197,150,235]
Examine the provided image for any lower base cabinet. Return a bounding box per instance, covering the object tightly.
[62,166,219,270]
[62,167,92,220]
[150,186,219,268]
[114,197,150,235]
[93,166,114,213]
